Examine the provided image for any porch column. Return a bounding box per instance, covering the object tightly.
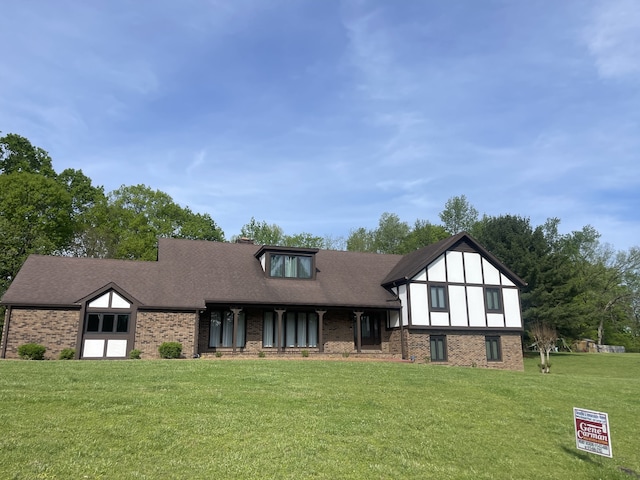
[0,306,11,358]
[354,310,363,354]
[315,310,326,353]
[231,307,243,354]
[193,310,201,358]
[275,309,286,353]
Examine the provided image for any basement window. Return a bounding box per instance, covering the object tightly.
[486,336,502,361]
[430,335,447,362]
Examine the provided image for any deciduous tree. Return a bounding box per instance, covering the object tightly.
[530,322,557,373]
[439,195,479,235]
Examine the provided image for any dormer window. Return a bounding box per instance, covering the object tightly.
[256,246,318,280]
[270,254,312,278]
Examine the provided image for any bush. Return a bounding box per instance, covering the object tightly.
[301,349,309,358]
[258,351,266,358]
[18,343,46,360]
[129,349,142,359]
[215,351,223,358]
[158,342,182,359]
[58,348,75,360]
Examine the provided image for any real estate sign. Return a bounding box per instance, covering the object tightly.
[573,408,612,458]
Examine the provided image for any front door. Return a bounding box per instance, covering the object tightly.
[354,314,381,348]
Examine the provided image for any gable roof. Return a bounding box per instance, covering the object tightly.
[381,231,526,287]
[2,239,403,310]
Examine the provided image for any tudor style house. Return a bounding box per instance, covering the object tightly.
[1,232,526,370]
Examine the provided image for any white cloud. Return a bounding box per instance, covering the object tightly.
[585,0,640,79]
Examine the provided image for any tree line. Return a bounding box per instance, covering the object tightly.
[1,133,639,351]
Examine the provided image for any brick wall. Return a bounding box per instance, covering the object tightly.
[406,330,523,370]
[2,308,80,360]
[135,311,196,359]
[196,308,396,357]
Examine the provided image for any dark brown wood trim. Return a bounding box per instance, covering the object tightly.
[231,307,242,353]
[316,310,326,353]
[1,306,11,358]
[275,309,285,353]
[193,311,200,357]
[78,285,140,359]
[405,280,413,327]
[354,311,363,353]
[75,304,86,359]
[399,307,407,360]
[407,326,524,333]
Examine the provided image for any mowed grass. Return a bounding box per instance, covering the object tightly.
[1,354,639,479]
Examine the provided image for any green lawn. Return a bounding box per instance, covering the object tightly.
[1,354,639,479]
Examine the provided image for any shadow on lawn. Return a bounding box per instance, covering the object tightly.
[560,445,597,464]
[561,446,640,479]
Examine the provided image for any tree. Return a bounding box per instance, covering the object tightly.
[346,227,376,253]
[471,214,579,337]
[236,217,285,246]
[347,213,410,254]
[373,212,410,254]
[0,133,56,178]
[398,220,449,254]
[282,232,326,249]
[0,172,73,295]
[439,195,479,235]
[88,185,225,260]
[570,242,640,345]
[529,322,557,373]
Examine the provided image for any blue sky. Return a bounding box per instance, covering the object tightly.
[1,0,639,250]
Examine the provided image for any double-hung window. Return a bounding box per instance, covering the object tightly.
[429,285,448,311]
[485,288,502,312]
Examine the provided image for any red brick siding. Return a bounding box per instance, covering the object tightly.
[406,330,523,370]
[2,308,80,360]
[134,311,196,359]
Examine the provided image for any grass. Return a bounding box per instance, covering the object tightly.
[0,354,639,479]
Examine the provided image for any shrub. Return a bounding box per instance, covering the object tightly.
[215,351,223,358]
[258,351,266,358]
[129,349,142,360]
[301,349,309,358]
[18,343,46,360]
[58,348,75,360]
[342,351,350,358]
[158,342,182,359]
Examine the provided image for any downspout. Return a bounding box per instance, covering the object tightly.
[1,306,11,359]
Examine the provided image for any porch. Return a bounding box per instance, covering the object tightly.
[197,306,403,358]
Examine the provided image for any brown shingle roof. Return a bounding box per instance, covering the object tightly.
[381,231,526,286]
[2,239,404,310]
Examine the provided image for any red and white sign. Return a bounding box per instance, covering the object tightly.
[573,408,612,458]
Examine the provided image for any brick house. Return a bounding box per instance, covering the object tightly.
[1,232,526,369]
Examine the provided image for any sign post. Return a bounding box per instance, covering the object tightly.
[573,408,612,458]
